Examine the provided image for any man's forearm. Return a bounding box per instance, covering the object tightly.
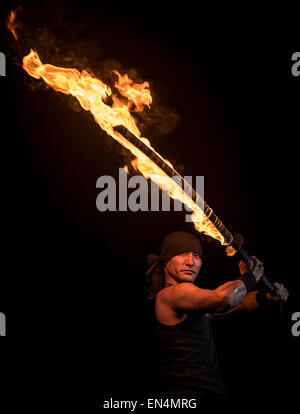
[237,291,260,312]
[208,290,260,319]
[215,280,248,310]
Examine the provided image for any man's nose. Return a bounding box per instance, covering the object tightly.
[185,253,194,266]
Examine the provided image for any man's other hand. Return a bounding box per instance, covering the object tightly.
[267,282,289,303]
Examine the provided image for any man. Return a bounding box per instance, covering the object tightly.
[146,231,289,396]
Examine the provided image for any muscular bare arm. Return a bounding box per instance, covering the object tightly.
[164,280,248,314]
[210,282,289,318]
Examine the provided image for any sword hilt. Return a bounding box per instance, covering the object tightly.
[231,234,276,295]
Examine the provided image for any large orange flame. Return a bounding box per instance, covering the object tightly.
[22,49,227,245]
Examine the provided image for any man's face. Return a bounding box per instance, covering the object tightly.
[164,251,202,283]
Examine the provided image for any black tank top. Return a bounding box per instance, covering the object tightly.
[156,311,227,395]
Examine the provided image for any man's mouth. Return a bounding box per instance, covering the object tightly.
[181,270,194,274]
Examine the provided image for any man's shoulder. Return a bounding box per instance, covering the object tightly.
[155,284,191,324]
[157,283,199,304]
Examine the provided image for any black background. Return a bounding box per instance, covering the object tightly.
[0,0,299,409]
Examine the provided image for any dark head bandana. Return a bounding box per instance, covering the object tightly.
[146,231,203,299]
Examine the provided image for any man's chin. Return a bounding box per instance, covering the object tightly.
[179,272,195,282]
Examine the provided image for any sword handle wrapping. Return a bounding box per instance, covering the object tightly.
[237,245,276,295]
